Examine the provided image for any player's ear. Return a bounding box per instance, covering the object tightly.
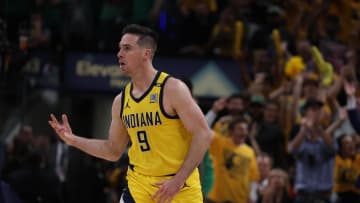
[144,48,152,59]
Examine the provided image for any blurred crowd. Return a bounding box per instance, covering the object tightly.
[1,0,358,55]
[2,0,360,203]
[0,124,130,203]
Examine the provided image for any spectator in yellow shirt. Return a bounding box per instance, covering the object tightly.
[207,117,260,203]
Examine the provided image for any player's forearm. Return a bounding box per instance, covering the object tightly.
[68,134,124,162]
[174,129,213,183]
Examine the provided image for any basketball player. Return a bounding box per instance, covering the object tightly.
[48,24,213,203]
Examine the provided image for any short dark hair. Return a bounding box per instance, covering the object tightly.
[228,116,248,131]
[121,24,159,56]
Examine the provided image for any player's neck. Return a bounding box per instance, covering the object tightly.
[131,65,157,92]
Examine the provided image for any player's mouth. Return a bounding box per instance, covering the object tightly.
[119,61,126,67]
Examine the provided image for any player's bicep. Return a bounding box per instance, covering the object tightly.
[166,79,210,136]
[109,93,129,156]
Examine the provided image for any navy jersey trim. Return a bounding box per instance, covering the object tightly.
[120,88,125,118]
[121,187,135,203]
[160,76,179,119]
[130,71,161,103]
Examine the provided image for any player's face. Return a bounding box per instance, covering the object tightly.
[117,34,145,74]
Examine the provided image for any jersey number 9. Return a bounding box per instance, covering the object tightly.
[137,131,150,152]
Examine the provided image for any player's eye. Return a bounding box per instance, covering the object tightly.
[119,45,131,52]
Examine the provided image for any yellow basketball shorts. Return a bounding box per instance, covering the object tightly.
[121,168,203,203]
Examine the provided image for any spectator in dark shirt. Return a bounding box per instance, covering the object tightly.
[248,96,287,169]
[289,98,337,203]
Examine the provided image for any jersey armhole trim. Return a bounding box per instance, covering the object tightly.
[160,76,179,119]
[120,88,125,118]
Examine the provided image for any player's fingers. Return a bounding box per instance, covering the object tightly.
[62,114,71,131]
[155,181,165,186]
[48,120,60,131]
[58,127,67,134]
[50,114,60,125]
[157,192,168,203]
[64,132,72,138]
[153,186,165,200]
[152,189,161,200]
[166,195,174,203]
[48,121,57,131]
[168,197,175,203]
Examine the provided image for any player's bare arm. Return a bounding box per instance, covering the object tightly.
[48,93,129,162]
[153,77,213,203]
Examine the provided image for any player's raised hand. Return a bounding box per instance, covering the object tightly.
[48,114,74,145]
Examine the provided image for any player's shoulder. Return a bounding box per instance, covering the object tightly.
[112,92,124,109]
[163,76,188,92]
[114,84,131,102]
[114,92,123,102]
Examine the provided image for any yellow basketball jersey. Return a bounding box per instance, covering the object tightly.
[121,72,193,177]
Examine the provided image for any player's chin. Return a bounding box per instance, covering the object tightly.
[119,65,127,71]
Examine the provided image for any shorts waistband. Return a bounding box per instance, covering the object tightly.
[128,164,176,177]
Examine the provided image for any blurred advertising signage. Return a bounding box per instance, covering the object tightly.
[22,51,59,88]
[65,52,130,93]
[65,53,242,97]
